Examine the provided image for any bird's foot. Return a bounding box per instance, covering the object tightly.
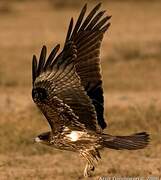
[84,163,95,177]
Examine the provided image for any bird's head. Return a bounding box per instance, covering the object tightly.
[34,131,52,145]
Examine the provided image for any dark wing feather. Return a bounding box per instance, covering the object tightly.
[32,45,100,133]
[79,3,102,31]
[32,55,37,85]
[62,3,111,129]
[71,4,87,39]
[44,44,60,70]
[37,46,47,76]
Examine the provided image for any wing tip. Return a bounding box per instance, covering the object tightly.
[56,44,61,49]
[101,22,111,32]
[81,3,87,15]
[32,54,37,60]
[42,45,47,50]
[41,45,47,57]
[96,2,102,9]
[83,3,87,10]
[32,54,38,85]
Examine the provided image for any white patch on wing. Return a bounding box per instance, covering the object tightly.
[66,131,86,142]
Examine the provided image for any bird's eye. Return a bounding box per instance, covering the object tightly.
[32,87,47,102]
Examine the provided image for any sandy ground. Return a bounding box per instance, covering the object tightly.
[0,0,161,179]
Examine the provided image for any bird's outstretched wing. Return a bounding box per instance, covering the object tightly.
[32,3,110,133]
[62,3,111,129]
[32,45,100,133]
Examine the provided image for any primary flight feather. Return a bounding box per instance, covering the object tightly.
[32,3,149,177]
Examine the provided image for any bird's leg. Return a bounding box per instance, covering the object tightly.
[84,163,89,177]
[84,162,94,177]
[80,150,96,177]
[88,163,95,171]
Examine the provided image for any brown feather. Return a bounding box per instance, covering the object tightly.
[79,3,101,31]
[32,55,38,85]
[44,44,60,70]
[37,45,47,76]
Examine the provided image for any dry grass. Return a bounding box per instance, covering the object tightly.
[0,1,161,179]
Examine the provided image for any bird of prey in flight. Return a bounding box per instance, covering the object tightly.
[32,3,149,177]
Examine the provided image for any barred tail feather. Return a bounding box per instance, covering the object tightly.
[102,132,150,150]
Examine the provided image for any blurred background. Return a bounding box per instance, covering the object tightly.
[0,0,161,179]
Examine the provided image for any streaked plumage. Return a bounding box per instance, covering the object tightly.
[32,3,150,177]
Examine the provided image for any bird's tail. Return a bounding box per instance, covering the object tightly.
[101,132,150,150]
